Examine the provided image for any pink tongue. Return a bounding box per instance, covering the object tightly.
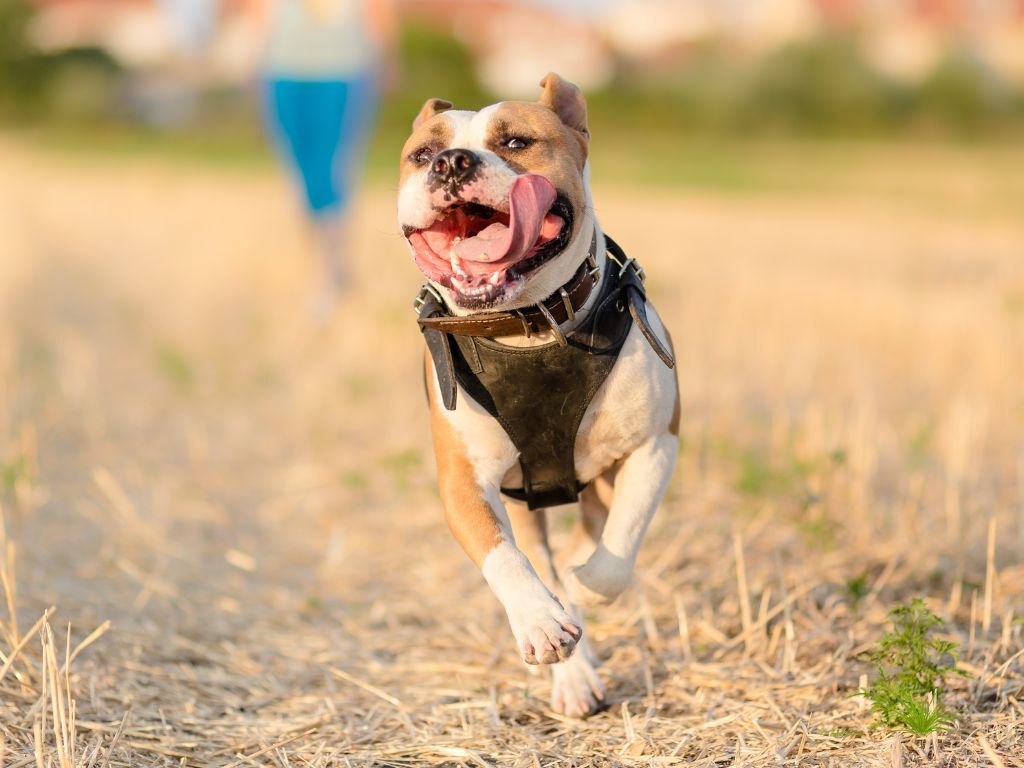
[452,174,556,269]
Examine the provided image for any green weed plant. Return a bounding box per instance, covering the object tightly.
[862,599,968,736]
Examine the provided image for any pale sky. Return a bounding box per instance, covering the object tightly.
[525,0,625,15]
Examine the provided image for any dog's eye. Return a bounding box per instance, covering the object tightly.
[503,137,533,150]
[411,146,434,165]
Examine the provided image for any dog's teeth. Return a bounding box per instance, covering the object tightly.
[450,251,467,277]
[489,271,501,285]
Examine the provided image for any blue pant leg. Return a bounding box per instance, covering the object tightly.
[264,78,351,217]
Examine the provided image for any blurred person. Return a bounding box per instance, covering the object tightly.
[262,0,397,320]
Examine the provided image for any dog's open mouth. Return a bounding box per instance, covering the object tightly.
[405,174,571,308]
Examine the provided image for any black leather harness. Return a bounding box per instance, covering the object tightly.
[416,234,674,510]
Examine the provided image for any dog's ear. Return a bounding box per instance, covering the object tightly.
[538,73,589,137]
[413,98,453,130]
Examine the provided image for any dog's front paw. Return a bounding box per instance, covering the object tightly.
[507,596,582,665]
[563,559,632,608]
[551,653,606,718]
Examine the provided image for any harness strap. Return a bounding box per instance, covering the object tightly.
[605,234,675,369]
[417,285,459,409]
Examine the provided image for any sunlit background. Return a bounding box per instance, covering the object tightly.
[5,0,1024,165]
[1,1,1024,766]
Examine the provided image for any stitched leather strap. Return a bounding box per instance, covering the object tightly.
[417,232,599,338]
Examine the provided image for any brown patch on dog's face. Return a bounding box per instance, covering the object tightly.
[484,101,588,240]
[399,114,453,187]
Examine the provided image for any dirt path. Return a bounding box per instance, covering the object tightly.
[1,139,1023,766]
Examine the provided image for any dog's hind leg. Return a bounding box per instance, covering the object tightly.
[505,501,556,586]
[558,468,615,573]
[562,432,678,608]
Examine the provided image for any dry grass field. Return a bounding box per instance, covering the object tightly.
[1,136,1023,766]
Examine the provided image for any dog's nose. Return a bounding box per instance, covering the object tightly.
[429,149,480,186]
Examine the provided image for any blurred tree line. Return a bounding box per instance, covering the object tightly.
[2,0,1022,141]
[591,35,1024,139]
[0,0,120,122]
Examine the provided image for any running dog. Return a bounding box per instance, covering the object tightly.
[399,73,679,717]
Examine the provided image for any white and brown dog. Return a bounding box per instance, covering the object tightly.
[398,73,679,718]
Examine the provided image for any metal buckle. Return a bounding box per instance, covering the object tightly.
[412,283,444,314]
[606,251,645,283]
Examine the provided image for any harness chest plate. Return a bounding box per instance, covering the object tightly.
[417,235,673,510]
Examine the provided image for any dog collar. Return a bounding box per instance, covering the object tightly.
[414,231,600,340]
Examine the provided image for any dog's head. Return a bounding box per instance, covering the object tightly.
[398,73,592,311]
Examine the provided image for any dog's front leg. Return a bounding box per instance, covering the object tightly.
[563,432,678,607]
[429,394,582,665]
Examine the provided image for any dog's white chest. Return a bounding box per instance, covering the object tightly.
[573,310,676,482]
